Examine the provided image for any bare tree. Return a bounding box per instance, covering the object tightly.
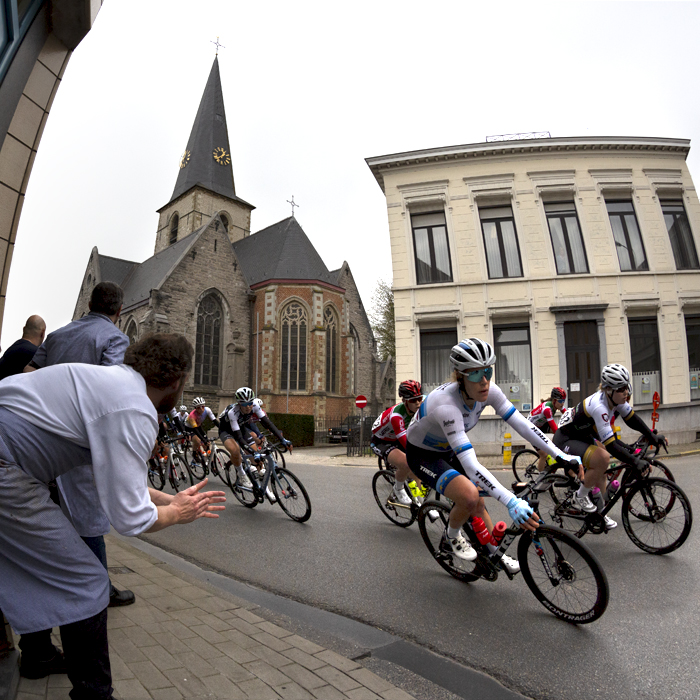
[369,279,395,362]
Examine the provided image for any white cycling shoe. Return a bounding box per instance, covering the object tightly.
[604,515,618,530]
[442,530,477,562]
[265,485,277,502]
[499,554,520,574]
[572,492,597,513]
[237,470,252,488]
[391,484,412,506]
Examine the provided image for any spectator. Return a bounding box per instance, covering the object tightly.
[0,333,225,697]
[25,283,134,616]
[0,315,45,380]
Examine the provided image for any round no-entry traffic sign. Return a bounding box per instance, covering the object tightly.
[355,395,367,409]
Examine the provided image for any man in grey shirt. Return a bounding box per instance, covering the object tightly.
[26,282,133,609]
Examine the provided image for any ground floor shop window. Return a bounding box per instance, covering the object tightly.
[420,328,457,393]
[685,316,700,400]
[494,325,532,411]
[628,318,661,405]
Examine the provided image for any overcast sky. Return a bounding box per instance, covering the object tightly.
[3,0,700,348]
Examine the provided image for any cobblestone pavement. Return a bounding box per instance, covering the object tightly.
[16,539,416,700]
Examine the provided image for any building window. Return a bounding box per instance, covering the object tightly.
[628,318,661,404]
[411,212,453,285]
[281,302,307,391]
[685,316,700,401]
[194,294,222,386]
[420,328,457,392]
[125,320,138,345]
[479,206,523,279]
[606,200,648,272]
[220,214,230,233]
[494,325,532,411]
[324,307,338,393]
[661,200,699,270]
[544,202,589,274]
[169,214,179,245]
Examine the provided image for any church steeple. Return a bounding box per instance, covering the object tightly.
[170,57,236,202]
[155,56,254,254]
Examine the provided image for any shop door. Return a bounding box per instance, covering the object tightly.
[564,321,600,408]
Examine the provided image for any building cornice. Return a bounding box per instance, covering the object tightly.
[365,136,691,192]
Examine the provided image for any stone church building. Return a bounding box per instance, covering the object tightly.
[73,58,394,419]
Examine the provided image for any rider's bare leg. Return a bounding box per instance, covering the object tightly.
[537,449,547,472]
[443,476,480,531]
[388,449,417,484]
[223,438,242,468]
[583,446,609,494]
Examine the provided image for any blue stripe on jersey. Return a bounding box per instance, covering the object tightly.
[454,442,473,455]
[422,433,451,451]
[503,406,516,420]
[418,400,427,419]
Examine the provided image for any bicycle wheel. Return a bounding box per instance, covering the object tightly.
[417,500,479,582]
[539,481,588,538]
[649,459,674,482]
[272,467,312,523]
[518,525,609,624]
[371,470,416,527]
[212,448,233,488]
[187,449,207,481]
[169,455,193,492]
[230,465,259,508]
[271,447,286,470]
[621,478,692,554]
[512,449,540,482]
[148,459,165,490]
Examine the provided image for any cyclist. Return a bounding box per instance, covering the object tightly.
[177,404,189,423]
[406,338,582,572]
[218,387,291,498]
[371,379,424,506]
[553,363,666,530]
[186,397,220,460]
[527,387,567,472]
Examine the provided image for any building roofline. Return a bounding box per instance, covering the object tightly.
[249,278,346,294]
[365,136,691,191]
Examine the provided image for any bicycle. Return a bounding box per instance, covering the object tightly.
[184,434,233,488]
[372,468,438,527]
[417,471,610,624]
[535,442,691,554]
[147,438,194,492]
[230,443,311,522]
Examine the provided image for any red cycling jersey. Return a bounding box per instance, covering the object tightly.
[371,403,411,448]
[528,400,558,433]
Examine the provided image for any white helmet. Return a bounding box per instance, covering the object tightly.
[601,363,631,391]
[192,397,206,407]
[235,387,255,403]
[179,405,187,412]
[449,338,496,372]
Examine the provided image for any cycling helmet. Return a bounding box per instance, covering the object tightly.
[235,387,255,403]
[179,405,187,412]
[398,379,422,400]
[550,387,567,401]
[601,363,631,391]
[449,338,496,372]
[192,397,206,407]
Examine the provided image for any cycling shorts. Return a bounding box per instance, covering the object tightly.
[370,437,404,461]
[406,442,488,497]
[552,432,597,469]
[219,424,258,448]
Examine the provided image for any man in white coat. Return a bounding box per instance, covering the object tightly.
[0,333,225,699]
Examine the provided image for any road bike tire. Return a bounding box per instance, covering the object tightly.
[512,449,540,483]
[272,467,312,523]
[518,525,609,624]
[169,455,193,492]
[148,459,165,490]
[270,447,286,470]
[539,481,589,538]
[230,466,259,508]
[371,470,416,527]
[621,477,692,555]
[417,500,479,582]
[212,447,233,488]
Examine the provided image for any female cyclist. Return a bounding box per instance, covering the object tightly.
[553,363,666,530]
[406,338,582,571]
[527,386,567,472]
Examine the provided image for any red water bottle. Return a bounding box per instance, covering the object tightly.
[471,517,493,545]
[492,521,507,544]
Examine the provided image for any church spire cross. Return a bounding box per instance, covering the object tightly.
[287,195,299,217]
[211,36,225,55]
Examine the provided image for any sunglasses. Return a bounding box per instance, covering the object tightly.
[462,367,493,382]
[239,401,254,407]
[406,396,423,404]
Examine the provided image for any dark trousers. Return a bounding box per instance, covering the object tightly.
[82,535,117,597]
[20,609,112,699]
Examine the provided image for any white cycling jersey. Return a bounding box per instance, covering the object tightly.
[557,390,633,446]
[407,381,569,506]
[219,403,266,432]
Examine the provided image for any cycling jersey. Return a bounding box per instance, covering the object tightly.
[219,403,265,433]
[371,402,413,447]
[556,391,633,447]
[407,381,568,506]
[187,407,216,430]
[528,400,558,433]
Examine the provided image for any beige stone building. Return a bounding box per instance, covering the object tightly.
[367,136,700,446]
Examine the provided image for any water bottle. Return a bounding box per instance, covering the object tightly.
[590,487,605,513]
[471,517,493,545]
[492,521,507,544]
[606,479,620,501]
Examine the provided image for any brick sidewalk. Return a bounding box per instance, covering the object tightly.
[16,539,415,700]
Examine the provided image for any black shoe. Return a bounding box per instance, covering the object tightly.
[19,647,66,679]
[108,587,135,607]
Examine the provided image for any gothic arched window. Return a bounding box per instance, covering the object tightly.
[220,214,229,232]
[325,307,338,393]
[125,319,138,345]
[169,214,179,245]
[281,302,307,391]
[195,294,222,386]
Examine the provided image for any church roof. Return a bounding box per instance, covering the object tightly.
[98,254,137,287]
[232,217,342,289]
[161,58,253,211]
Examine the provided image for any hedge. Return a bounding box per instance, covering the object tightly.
[266,413,315,447]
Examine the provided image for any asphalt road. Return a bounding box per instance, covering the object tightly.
[140,454,699,700]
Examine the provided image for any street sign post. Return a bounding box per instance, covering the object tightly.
[356,395,367,455]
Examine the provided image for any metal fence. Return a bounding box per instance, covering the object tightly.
[313,414,377,456]
[314,416,350,445]
[347,415,377,457]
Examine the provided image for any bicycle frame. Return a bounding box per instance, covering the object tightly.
[237,447,282,503]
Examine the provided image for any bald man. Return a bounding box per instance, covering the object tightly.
[0,315,46,380]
